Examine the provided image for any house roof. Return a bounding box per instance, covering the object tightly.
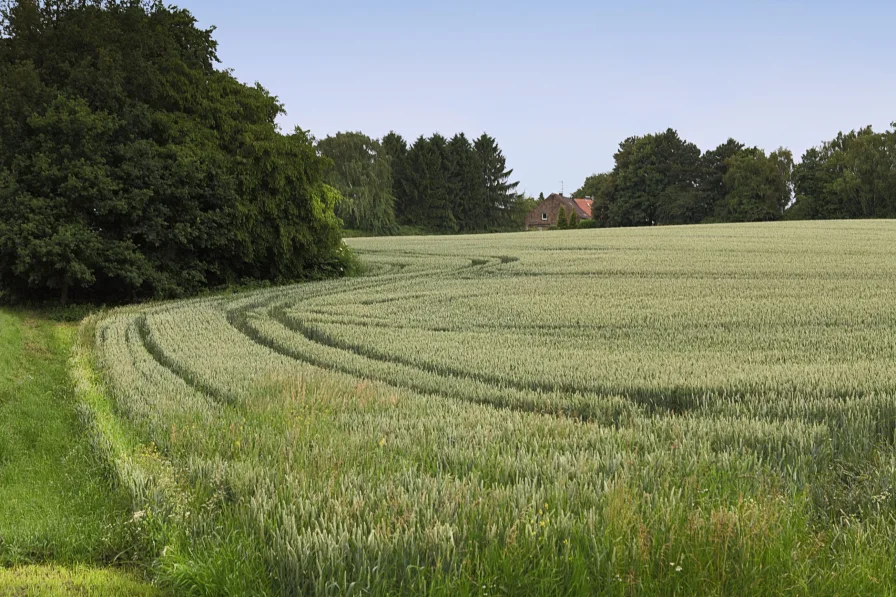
[528,194,594,222]
[573,198,592,218]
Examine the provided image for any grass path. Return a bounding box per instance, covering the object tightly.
[0,310,158,595]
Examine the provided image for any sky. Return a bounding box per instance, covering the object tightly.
[183,0,895,197]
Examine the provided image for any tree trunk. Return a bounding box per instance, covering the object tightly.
[60,278,69,307]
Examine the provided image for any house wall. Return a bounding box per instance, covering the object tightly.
[525,195,577,230]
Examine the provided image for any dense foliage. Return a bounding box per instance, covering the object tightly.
[578,124,896,228]
[81,222,896,595]
[576,129,796,227]
[367,131,525,233]
[789,125,896,220]
[722,147,793,222]
[317,132,398,235]
[0,0,345,304]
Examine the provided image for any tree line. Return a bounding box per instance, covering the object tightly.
[0,0,350,305]
[575,125,896,228]
[317,131,527,235]
[789,126,896,220]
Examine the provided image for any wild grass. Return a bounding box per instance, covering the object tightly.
[81,221,896,595]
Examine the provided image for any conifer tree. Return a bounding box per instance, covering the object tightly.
[474,133,520,229]
[381,131,411,224]
[406,135,456,233]
[447,133,485,232]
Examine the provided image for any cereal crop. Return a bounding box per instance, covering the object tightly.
[77,221,896,596]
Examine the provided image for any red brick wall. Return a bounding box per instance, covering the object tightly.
[525,195,569,230]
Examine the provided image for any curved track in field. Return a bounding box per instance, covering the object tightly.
[95,223,896,465]
[87,223,896,596]
[125,231,896,438]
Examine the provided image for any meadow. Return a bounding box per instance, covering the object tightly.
[77,221,896,595]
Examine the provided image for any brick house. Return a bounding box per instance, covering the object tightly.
[525,194,593,230]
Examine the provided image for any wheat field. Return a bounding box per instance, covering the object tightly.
[75,221,896,596]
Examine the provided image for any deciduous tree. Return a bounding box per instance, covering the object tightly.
[0,0,344,303]
[318,132,398,235]
[605,129,702,226]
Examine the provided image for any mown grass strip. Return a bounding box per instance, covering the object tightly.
[0,564,161,596]
[0,310,158,594]
[0,311,132,566]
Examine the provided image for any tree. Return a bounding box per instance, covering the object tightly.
[0,0,344,304]
[405,135,456,233]
[380,130,524,233]
[446,133,485,232]
[720,149,789,222]
[605,129,702,227]
[788,126,896,220]
[510,193,538,230]
[568,210,579,229]
[836,128,891,218]
[317,132,398,235]
[557,206,568,229]
[789,147,838,219]
[381,131,412,225]
[769,147,794,215]
[699,139,746,222]
[575,172,614,227]
[574,173,611,199]
[474,133,520,229]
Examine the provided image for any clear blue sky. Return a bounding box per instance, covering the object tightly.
[184,0,895,197]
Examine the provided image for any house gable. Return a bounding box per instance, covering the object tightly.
[525,194,593,230]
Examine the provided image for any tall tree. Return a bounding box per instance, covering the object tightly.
[446,133,485,232]
[789,147,838,219]
[720,148,789,222]
[699,138,746,222]
[574,172,612,199]
[381,131,412,225]
[574,172,614,227]
[769,147,795,215]
[789,126,896,220]
[317,132,398,235]
[428,134,458,232]
[405,135,456,233]
[606,129,702,226]
[474,133,520,229]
